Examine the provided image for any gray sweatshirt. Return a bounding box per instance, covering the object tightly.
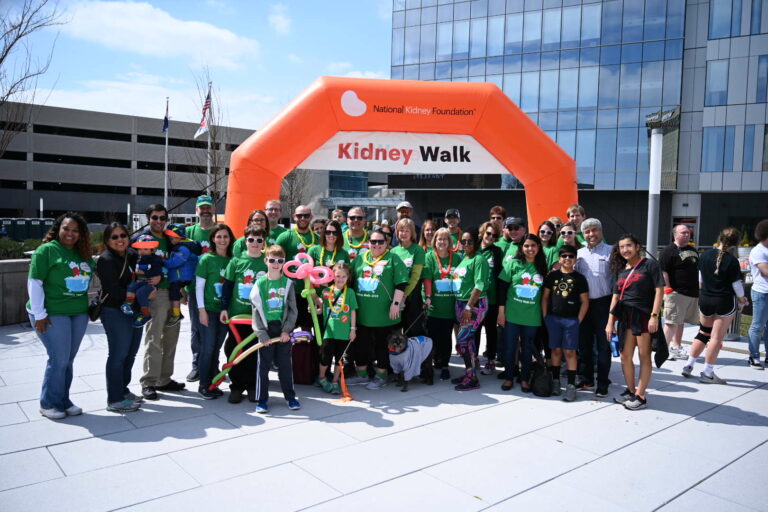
[249,277,298,343]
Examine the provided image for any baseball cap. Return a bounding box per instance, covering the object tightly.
[396,201,413,211]
[445,208,460,218]
[164,224,186,238]
[131,234,159,249]
[196,195,214,207]
[504,216,525,228]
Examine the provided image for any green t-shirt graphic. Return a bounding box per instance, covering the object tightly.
[256,274,288,323]
[351,250,408,327]
[307,245,350,267]
[28,240,95,316]
[194,253,230,312]
[499,259,544,326]
[224,254,267,316]
[451,252,489,301]
[423,250,462,319]
[321,285,358,340]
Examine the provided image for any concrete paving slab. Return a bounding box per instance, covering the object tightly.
[658,489,758,512]
[17,389,110,422]
[0,447,63,492]
[0,376,92,405]
[488,480,624,510]
[0,403,27,427]
[0,455,198,512]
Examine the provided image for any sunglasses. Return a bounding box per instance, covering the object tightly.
[460,239,475,245]
[324,230,338,236]
[560,254,576,259]
[267,257,285,264]
[348,216,364,221]
[150,215,167,221]
[561,230,575,236]
[382,232,392,238]
[553,224,562,229]
[295,213,311,219]
[506,224,521,231]
[485,231,498,238]
[369,239,386,245]
[246,237,264,244]
[539,229,553,236]
[110,233,128,240]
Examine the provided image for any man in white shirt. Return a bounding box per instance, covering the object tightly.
[748,219,768,369]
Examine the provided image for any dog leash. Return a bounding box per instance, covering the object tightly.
[402,308,427,337]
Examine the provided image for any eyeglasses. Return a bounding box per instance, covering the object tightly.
[265,207,281,212]
[369,239,386,245]
[246,237,264,244]
[267,258,285,264]
[561,230,575,236]
[110,233,128,240]
[506,224,521,231]
[324,230,338,236]
[539,229,553,236]
[348,216,364,221]
[560,254,576,259]
[295,213,311,219]
[460,239,475,245]
[484,231,498,238]
[490,216,503,221]
[251,217,266,223]
[150,215,167,221]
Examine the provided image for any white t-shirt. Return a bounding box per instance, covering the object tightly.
[749,243,768,293]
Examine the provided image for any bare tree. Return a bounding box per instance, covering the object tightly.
[280,167,310,214]
[0,0,62,157]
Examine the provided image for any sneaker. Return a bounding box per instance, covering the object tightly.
[156,380,185,392]
[228,389,243,403]
[366,376,387,390]
[563,384,577,402]
[39,407,66,420]
[186,369,200,382]
[454,377,480,391]
[65,405,83,416]
[748,357,765,370]
[440,369,451,381]
[624,395,648,410]
[254,401,269,414]
[107,399,141,412]
[319,378,334,393]
[595,385,609,398]
[166,312,183,327]
[345,376,370,386]
[133,313,151,328]
[667,347,680,361]
[287,398,301,410]
[124,391,144,403]
[120,303,134,315]
[330,382,341,395]
[450,375,465,385]
[576,381,595,390]
[141,386,158,400]
[211,387,224,397]
[681,365,694,378]
[699,372,727,385]
[480,361,496,375]
[198,388,217,400]
[551,377,562,396]
[613,388,635,405]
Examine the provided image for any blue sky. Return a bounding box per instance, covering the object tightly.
[20,0,392,130]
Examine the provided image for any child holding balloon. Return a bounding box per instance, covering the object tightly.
[250,245,299,414]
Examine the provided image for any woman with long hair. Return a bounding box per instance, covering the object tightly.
[232,209,269,258]
[307,220,350,267]
[538,220,560,269]
[418,220,438,252]
[27,212,94,419]
[475,221,503,374]
[497,234,548,392]
[558,221,582,251]
[682,228,748,385]
[605,234,664,410]
[392,218,427,336]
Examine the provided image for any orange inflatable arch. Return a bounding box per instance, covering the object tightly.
[226,76,577,235]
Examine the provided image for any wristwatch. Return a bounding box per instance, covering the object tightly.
[393,300,400,306]
[650,312,659,318]
[465,305,472,311]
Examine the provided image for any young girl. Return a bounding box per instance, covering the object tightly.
[316,262,358,394]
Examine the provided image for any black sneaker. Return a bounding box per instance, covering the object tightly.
[156,380,185,392]
[211,387,224,397]
[595,385,609,397]
[748,357,765,370]
[142,386,158,400]
[613,388,635,405]
[228,389,243,404]
[198,388,217,400]
[624,395,647,410]
[440,369,451,381]
[454,378,480,391]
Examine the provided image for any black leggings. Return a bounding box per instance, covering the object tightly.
[355,324,400,371]
[224,323,256,393]
[428,316,455,368]
[401,287,426,336]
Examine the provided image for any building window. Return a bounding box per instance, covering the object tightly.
[752,0,764,34]
[705,60,729,106]
[702,126,735,172]
[709,0,743,39]
[758,56,768,102]
[744,125,756,171]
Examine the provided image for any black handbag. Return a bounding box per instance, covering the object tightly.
[89,253,128,322]
[530,359,553,397]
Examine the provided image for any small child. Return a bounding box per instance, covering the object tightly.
[314,262,357,394]
[249,245,299,414]
[163,224,201,327]
[121,235,163,327]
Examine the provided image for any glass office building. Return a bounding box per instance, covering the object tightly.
[390,0,768,245]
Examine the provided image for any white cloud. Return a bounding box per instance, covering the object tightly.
[326,61,353,74]
[287,53,303,64]
[344,70,387,79]
[61,1,259,69]
[268,4,291,35]
[376,0,393,21]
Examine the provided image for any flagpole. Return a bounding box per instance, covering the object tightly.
[164,96,169,208]
[206,81,212,196]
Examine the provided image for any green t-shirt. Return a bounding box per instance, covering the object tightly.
[544,245,559,269]
[307,245,351,267]
[478,246,498,304]
[423,250,462,319]
[452,252,489,301]
[268,225,287,246]
[256,274,288,323]
[342,230,370,261]
[224,254,267,316]
[499,259,544,327]
[495,237,510,254]
[321,285,358,340]
[194,253,231,312]
[28,240,95,316]
[449,229,461,251]
[185,223,213,293]
[502,242,520,267]
[391,243,426,273]
[232,226,288,258]
[351,250,409,327]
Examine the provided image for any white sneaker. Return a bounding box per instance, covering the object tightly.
[65,405,83,416]
[365,376,387,390]
[40,408,66,420]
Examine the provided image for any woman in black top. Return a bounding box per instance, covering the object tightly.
[682,228,748,385]
[96,223,156,413]
[475,221,503,373]
[605,234,664,411]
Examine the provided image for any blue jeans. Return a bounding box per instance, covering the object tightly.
[127,280,154,308]
[198,310,228,389]
[748,289,768,359]
[29,313,88,411]
[101,307,143,403]
[188,293,202,371]
[503,322,539,382]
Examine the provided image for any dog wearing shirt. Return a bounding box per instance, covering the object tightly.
[387,332,434,392]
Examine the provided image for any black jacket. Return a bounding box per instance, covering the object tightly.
[96,247,137,309]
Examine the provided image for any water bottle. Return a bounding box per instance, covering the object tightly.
[610,334,620,357]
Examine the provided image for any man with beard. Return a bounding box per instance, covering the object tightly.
[343,206,370,261]
[276,204,317,331]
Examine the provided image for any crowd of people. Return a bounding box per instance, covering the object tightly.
[24,196,768,418]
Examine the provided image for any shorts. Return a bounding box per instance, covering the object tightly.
[544,314,579,351]
[617,305,650,336]
[663,291,700,325]
[320,338,347,367]
[699,294,737,318]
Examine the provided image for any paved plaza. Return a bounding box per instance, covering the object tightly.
[0,314,765,512]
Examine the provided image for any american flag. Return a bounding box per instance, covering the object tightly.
[194,84,211,139]
[162,97,169,133]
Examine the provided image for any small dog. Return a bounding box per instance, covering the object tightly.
[387,332,434,392]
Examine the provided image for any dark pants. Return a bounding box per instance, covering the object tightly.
[224,322,256,394]
[128,280,155,309]
[503,322,539,382]
[168,281,189,302]
[296,292,313,332]
[427,316,455,368]
[102,307,143,403]
[474,303,499,359]
[256,342,295,403]
[578,295,612,387]
[188,293,202,371]
[401,288,426,336]
[198,310,228,390]
[356,324,399,371]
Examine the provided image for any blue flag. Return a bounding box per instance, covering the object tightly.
[162,99,169,133]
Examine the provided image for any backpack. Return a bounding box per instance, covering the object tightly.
[530,359,553,397]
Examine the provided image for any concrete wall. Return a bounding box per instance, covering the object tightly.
[0,259,30,326]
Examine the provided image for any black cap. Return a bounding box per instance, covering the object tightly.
[504,216,525,228]
[445,208,460,218]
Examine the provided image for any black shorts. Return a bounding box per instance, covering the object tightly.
[320,338,347,367]
[698,294,736,318]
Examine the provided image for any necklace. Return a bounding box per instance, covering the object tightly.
[450,227,462,252]
[436,251,453,279]
[327,285,347,314]
[363,248,388,266]
[345,229,368,249]
[320,246,338,265]
[293,226,316,248]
